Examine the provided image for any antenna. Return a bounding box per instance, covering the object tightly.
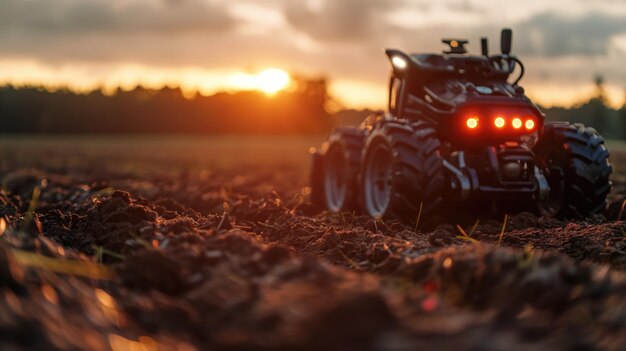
[481,37,489,56]
[501,28,512,56]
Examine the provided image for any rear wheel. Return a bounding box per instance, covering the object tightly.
[362,120,447,225]
[534,122,612,218]
[310,127,366,212]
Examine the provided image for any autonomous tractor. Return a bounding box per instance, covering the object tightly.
[311,29,612,225]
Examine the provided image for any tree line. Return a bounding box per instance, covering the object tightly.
[2,75,626,138]
[0,77,331,134]
[541,76,626,140]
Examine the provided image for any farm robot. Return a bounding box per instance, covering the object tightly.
[310,29,612,225]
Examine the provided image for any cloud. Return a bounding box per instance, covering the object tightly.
[0,0,236,35]
[283,0,401,42]
[3,1,626,64]
[514,12,626,56]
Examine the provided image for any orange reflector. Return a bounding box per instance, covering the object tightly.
[525,119,535,130]
[494,117,505,128]
[512,118,522,129]
[466,117,479,129]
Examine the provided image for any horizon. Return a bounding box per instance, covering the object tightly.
[3,0,626,109]
[0,77,620,113]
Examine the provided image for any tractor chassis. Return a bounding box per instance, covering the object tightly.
[444,145,550,203]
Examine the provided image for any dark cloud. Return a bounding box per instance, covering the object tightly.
[514,12,626,56]
[3,0,625,60]
[283,0,402,42]
[375,11,626,58]
[281,1,626,57]
[0,0,236,35]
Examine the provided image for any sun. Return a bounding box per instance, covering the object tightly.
[255,68,290,95]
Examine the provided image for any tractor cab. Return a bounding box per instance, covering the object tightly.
[385,29,543,147]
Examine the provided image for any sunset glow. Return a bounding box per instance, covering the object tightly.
[228,68,291,95]
[255,69,290,95]
[1,61,625,110]
[2,0,626,109]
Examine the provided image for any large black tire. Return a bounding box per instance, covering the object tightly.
[310,127,367,212]
[361,120,447,225]
[534,122,612,218]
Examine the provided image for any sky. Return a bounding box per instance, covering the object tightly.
[2,0,626,109]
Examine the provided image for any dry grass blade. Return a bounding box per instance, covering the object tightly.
[92,187,114,197]
[129,232,152,250]
[10,249,114,280]
[469,219,480,234]
[216,212,228,231]
[456,224,478,243]
[374,217,380,233]
[618,199,626,220]
[93,245,125,263]
[258,222,278,230]
[27,186,41,213]
[414,201,423,232]
[497,214,508,246]
[456,235,477,242]
[94,246,103,264]
[21,186,41,233]
[338,249,360,269]
[0,218,6,236]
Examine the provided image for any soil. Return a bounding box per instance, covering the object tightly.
[0,157,625,350]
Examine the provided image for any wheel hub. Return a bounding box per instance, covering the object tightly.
[324,146,348,212]
[364,143,392,218]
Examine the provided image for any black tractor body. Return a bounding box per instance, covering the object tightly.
[311,29,612,225]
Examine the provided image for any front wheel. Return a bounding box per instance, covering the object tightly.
[534,122,612,218]
[361,121,447,226]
